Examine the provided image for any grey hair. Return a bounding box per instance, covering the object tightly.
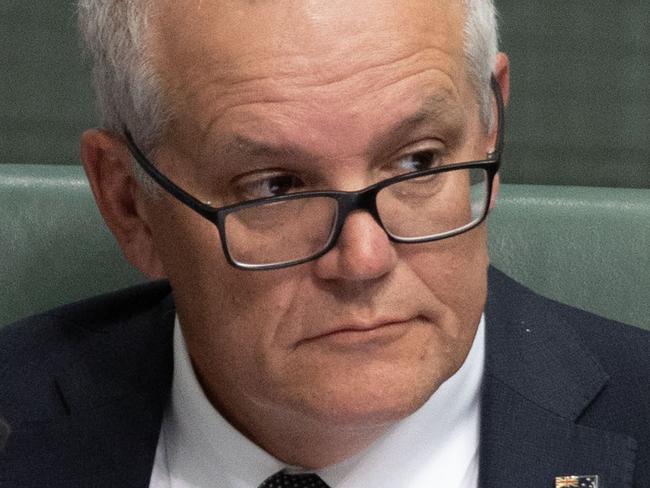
[78,0,168,156]
[463,0,500,130]
[78,0,499,153]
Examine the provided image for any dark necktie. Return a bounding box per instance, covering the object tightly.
[258,469,331,488]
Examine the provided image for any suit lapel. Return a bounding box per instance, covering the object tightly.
[1,283,175,488]
[480,268,637,487]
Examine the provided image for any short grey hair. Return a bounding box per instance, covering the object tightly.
[463,0,500,130]
[78,0,168,155]
[78,0,499,153]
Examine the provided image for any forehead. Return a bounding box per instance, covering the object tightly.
[155,0,465,59]
[152,0,470,152]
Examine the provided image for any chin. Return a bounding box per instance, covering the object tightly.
[293,363,446,428]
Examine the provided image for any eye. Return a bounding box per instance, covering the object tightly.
[392,149,443,175]
[235,172,306,200]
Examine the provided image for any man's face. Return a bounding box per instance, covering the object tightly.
[145,0,493,443]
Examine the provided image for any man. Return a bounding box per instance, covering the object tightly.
[0,0,648,487]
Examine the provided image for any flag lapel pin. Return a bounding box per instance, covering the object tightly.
[555,475,599,488]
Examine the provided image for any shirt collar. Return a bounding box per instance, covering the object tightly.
[164,315,484,488]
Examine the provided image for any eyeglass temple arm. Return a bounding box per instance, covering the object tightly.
[490,74,505,159]
[123,130,216,215]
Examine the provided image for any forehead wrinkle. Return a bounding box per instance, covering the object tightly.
[197,95,301,157]
[208,90,465,171]
[188,38,459,112]
[195,61,464,161]
[153,0,470,146]
[280,47,454,93]
[222,135,319,163]
[367,90,466,154]
[192,57,416,148]
[218,46,459,101]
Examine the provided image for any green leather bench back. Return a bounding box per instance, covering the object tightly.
[1,165,145,326]
[2,164,649,330]
[487,185,650,330]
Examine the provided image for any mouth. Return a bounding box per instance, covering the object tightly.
[300,316,423,348]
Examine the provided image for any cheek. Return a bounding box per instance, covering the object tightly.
[147,200,304,357]
[404,224,489,330]
[156,208,314,415]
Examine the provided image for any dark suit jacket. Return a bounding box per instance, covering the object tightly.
[1,268,648,487]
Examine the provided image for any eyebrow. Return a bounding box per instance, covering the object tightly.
[214,93,465,165]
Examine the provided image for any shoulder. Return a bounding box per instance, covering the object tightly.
[487,267,650,457]
[487,266,650,372]
[0,279,174,360]
[0,281,174,423]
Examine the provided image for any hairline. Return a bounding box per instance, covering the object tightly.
[79,0,498,163]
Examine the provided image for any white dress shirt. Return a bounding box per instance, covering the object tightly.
[150,315,485,488]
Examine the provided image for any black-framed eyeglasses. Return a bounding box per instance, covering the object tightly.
[124,76,504,270]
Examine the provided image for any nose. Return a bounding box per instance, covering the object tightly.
[313,210,398,281]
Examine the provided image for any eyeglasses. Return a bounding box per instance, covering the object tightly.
[124,77,504,270]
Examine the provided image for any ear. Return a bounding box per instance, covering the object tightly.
[488,173,500,210]
[487,53,509,211]
[80,129,166,279]
[494,52,510,107]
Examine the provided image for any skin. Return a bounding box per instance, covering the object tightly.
[81,0,510,469]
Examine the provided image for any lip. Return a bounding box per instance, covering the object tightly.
[301,316,421,346]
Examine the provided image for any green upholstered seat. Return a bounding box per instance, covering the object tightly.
[2,164,649,330]
[1,164,145,327]
[487,185,650,330]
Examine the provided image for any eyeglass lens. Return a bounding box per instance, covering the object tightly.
[223,167,489,267]
[224,196,339,266]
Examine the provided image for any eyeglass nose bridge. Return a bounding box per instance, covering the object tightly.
[324,185,393,254]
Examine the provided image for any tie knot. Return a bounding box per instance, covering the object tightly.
[259,469,330,488]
